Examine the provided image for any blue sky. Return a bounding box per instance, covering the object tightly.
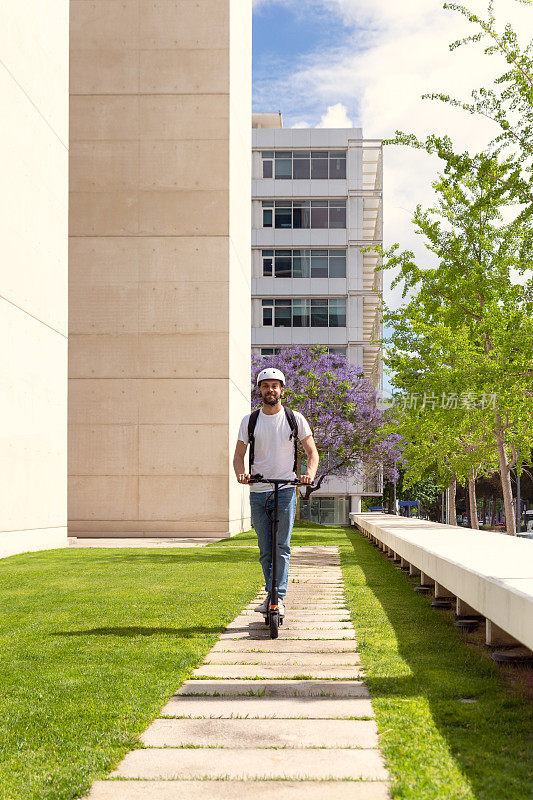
[253,3,359,126]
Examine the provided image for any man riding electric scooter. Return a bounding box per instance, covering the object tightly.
[233,368,319,624]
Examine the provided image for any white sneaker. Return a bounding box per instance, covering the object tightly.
[278,599,285,617]
[254,597,269,614]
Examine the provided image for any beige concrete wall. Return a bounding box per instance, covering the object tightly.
[0,1,69,556]
[69,0,251,536]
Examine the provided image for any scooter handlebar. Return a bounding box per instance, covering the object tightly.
[249,473,316,488]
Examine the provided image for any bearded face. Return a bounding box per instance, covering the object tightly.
[259,380,283,406]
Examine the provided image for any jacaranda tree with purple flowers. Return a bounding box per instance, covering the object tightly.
[251,346,402,502]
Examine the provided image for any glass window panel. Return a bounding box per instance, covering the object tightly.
[275,151,292,157]
[329,298,346,327]
[262,306,273,326]
[293,249,310,278]
[275,251,292,278]
[261,299,273,306]
[274,301,292,327]
[329,202,346,228]
[262,257,273,276]
[275,203,292,229]
[293,152,310,179]
[292,299,310,327]
[311,151,328,179]
[311,201,328,228]
[275,154,292,179]
[329,152,346,179]
[311,298,328,327]
[261,348,275,356]
[328,347,347,356]
[329,250,346,277]
[311,250,328,278]
[261,152,274,158]
[262,160,273,178]
[292,201,310,229]
[263,208,272,227]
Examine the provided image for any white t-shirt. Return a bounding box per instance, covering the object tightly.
[237,407,313,492]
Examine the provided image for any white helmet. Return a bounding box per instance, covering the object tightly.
[256,367,286,386]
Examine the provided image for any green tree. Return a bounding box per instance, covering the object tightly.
[426,0,533,207]
[380,152,533,534]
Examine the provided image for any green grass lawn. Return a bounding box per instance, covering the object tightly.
[1,524,531,800]
[0,543,261,800]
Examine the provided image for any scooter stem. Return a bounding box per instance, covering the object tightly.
[270,482,279,609]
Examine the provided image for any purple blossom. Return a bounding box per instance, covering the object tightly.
[252,346,402,488]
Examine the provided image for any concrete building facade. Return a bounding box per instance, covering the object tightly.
[251,115,383,524]
[68,0,252,538]
[0,1,69,557]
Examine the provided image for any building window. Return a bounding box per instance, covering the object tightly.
[261,150,346,180]
[262,201,273,227]
[329,152,346,179]
[262,250,273,276]
[261,299,273,326]
[260,298,346,327]
[261,249,346,278]
[300,495,349,525]
[261,201,346,230]
[260,345,346,357]
[274,298,291,327]
[262,151,273,178]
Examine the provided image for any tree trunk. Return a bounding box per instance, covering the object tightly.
[468,474,479,529]
[386,483,393,514]
[448,479,456,525]
[465,481,471,527]
[482,496,487,528]
[494,423,516,535]
[490,494,496,528]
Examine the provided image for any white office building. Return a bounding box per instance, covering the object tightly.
[251,113,383,524]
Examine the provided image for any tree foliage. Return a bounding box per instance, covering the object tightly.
[251,346,402,499]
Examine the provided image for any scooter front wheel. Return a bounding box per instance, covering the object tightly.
[269,611,279,639]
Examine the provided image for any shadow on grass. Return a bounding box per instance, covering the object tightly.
[52,625,226,638]
[344,529,533,800]
[79,549,258,565]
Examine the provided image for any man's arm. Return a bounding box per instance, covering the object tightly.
[301,435,319,484]
[233,440,250,484]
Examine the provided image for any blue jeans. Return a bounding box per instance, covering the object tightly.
[249,487,296,599]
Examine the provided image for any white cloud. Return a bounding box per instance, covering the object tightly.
[316,102,354,127]
[254,0,531,312]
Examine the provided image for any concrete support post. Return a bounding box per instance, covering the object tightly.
[486,620,521,647]
[456,598,481,617]
[409,564,421,577]
[435,582,455,599]
[420,572,434,587]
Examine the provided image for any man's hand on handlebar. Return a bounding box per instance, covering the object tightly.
[300,474,314,485]
[237,473,251,484]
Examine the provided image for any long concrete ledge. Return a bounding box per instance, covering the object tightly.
[350,513,533,651]
[0,528,68,560]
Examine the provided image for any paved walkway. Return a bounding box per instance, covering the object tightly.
[84,546,390,799]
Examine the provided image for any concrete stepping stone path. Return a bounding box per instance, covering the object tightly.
[84,545,390,799]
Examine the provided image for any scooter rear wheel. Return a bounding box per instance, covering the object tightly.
[269,611,279,639]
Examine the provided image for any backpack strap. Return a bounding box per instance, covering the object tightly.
[247,409,261,473]
[284,407,299,474]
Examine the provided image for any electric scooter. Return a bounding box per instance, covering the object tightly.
[248,473,313,639]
